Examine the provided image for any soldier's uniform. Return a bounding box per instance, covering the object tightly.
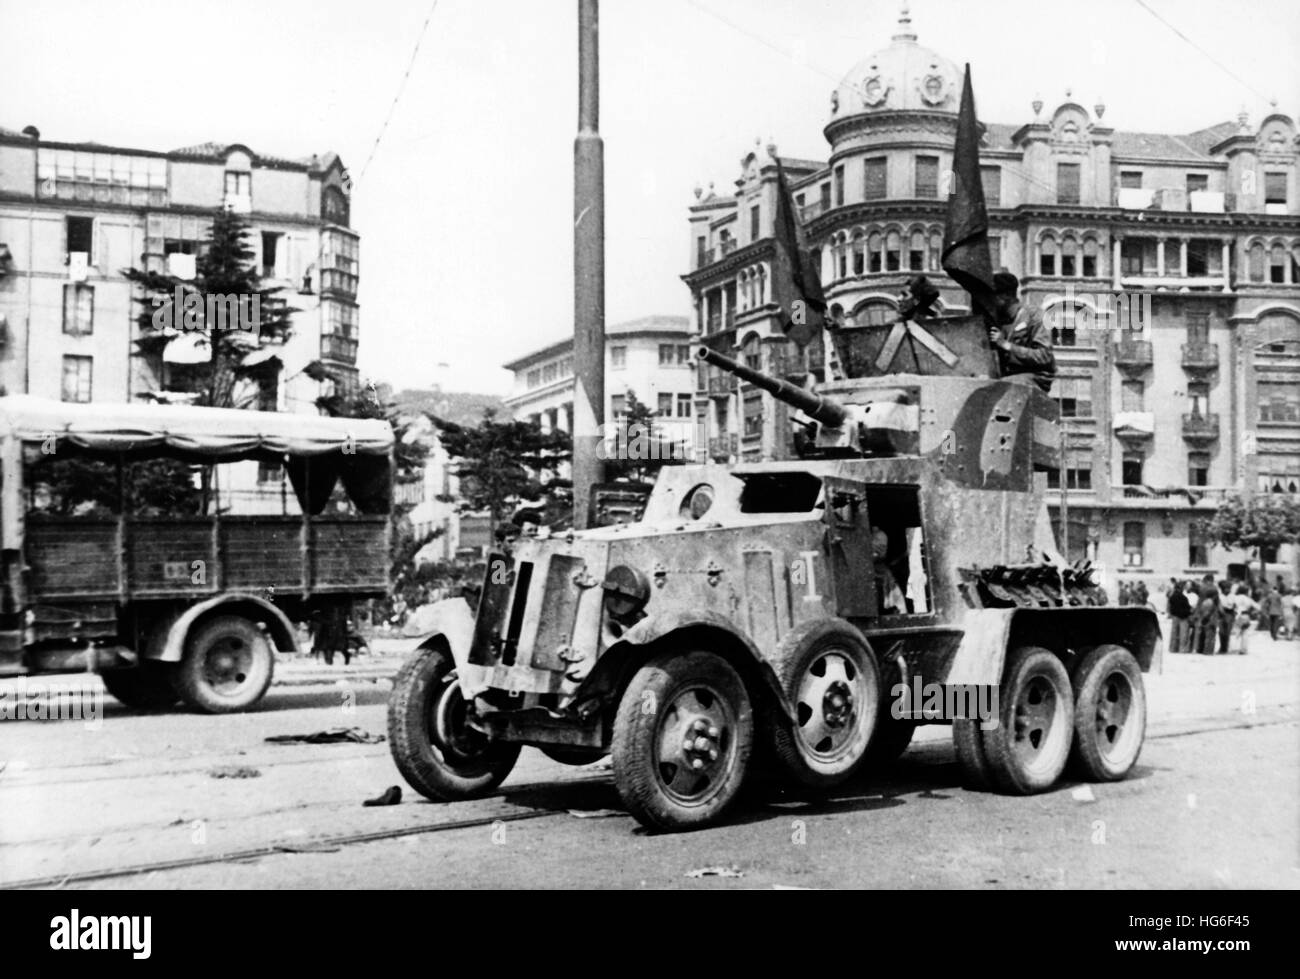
[989,270,1056,393]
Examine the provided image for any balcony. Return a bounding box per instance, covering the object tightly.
[1113,411,1155,447]
[698,239,738,268]
[1114,485,1234,505]
[704,370,736,397]
[1181,342,1219,374]
[1181,412,1220,444]
[799,201,826,222]
[1113,339,1152,373]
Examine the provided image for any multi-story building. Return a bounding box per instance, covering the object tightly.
[682,5,1300,587]
[0,124,361,510]
[503,314,698,463]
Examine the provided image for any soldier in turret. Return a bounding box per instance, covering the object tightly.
[986,270,1056,392]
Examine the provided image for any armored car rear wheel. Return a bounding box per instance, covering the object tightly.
[1069,645,1146,781]
[770,621,881,788]
[981,646,1074,794]
[388,642,521,801]
[611,649,753,831]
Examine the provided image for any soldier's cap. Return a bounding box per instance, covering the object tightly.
[993,269,1019,295]
[905,274,941,309]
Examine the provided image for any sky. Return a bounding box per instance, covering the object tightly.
[3,0,1298,395]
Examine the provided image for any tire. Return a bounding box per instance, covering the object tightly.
[611,649,753,831]
[387,642,521,801]
[981,646,1074,794]
[173,615,275,714]
[769,622,880,787]
[539,745,607,766]
[865,717,917,767]
[101,661,179,709]
[1069,645,1146,781]
[952,717,994,790]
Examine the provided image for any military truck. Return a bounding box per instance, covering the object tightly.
[0,396,394,713]
[388,315,1160,830]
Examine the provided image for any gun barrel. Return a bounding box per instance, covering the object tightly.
[695,346,848,427]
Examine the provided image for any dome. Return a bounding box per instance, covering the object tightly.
[829,4,961,120]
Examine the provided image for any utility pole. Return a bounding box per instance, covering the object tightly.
[572,0,605,528]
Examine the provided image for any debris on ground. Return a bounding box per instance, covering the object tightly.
[265,727,385,745]
[685,865,744,879]
[566,808,624,819]
[275,842,342,854]
[363,786,402,807]
[1070,785,1096,803]
[208,765,261,779]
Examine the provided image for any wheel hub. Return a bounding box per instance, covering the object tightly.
[794,649,866,759]
[654,686,734,802]
[822,680,854,729]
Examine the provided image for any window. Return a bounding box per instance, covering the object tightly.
[66,216,93,261]
[1057,376,1093,416]
[1188,451,1210,487]
[981,166,1001,206]
[610,394,627,418]
[852,236,865,276]
[610,345,626,369]
[1040,237,1057,276]
[1122,453,1144,486]
[62,284,93,336]
[677,393,692,418]
[1248,242,1266,282]
[885,229,901,271]
[526,369,541,389]
[658,393,673,416]
[1258,381,1300,422]
[834,165,845,207]
[819,183,831,211]
[1188,523,1208,566]
[696,236,706,267]
[258,459,282,484]
[1122,521,1145,567]
[742,334,760,370]
[224,170,251,211]
[1120,171,1143,189]
[677,344,691,364]
[1057,163,1081,204]
[1082,238,1098,277]
[1060,239,1077,277]
[743,392,763,438]
[915,156,939,199]
[61,355,92,403]
[864,158,887,200]
[988,235,1001,270]
[1186,310,1210,345]
[1121,379,1144,412]
[1258,456,1300,494]
[1188,381,1210,417]
[1269,244,1287,284]
[750,204,760,240]
[261,232,282,279]
[659,343,675,366]
[795,193,804,209]
[1264,172,1287,205]
[1046,450,1092,490]
[1050,306,1078,346]
[908,230,925,271]
[1186,174,1209,194]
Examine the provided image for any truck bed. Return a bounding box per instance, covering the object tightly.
[24,514,389,601]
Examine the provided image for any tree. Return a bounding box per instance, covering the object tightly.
[1195,493,1300,582]
[602,390,689,482]
[124,207,294,409]
[432,409,572,543]
[26,455,200,516]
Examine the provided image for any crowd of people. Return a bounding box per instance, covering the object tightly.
[1156,575,1298,655]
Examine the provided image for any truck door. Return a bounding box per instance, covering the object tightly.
[822,476,877,618]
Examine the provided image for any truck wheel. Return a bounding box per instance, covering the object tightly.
[865,717,917,767]
[1069,645,1146,781]
[101,661,178,709]
[174,615,275,714]
[388,643,520,801]
[981,646,1074,794]
[953,717,994,790]
[612,649,753,831]
[770,622,880,787]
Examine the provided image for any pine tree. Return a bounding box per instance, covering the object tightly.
[603,390,688,482]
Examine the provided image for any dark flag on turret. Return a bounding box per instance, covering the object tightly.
[942,64,997,323]
[772,158,827,347]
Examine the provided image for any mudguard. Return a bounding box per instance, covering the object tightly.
[147,593,298,663]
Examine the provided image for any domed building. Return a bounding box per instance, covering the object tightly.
[682,3,1300,588]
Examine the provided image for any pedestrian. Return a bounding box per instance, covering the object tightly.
[1190,575,1220,656]
[1135,580,1150,609]
[1262,585,1284,642]
[1216,580,1234,654]
[1229,585,1259,654]
[1166,579,1191,654]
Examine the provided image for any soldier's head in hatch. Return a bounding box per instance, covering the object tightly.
[992,269,1020,323]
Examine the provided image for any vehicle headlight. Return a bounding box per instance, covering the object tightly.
[602,564,650,621]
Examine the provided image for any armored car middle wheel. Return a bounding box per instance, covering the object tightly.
[769,620,881,788]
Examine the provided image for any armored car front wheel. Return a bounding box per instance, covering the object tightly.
[611,649,753,831]
[769,621,881,788]
[388,642,521,802]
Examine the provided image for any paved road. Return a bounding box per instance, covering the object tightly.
[1,635,1296,889]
